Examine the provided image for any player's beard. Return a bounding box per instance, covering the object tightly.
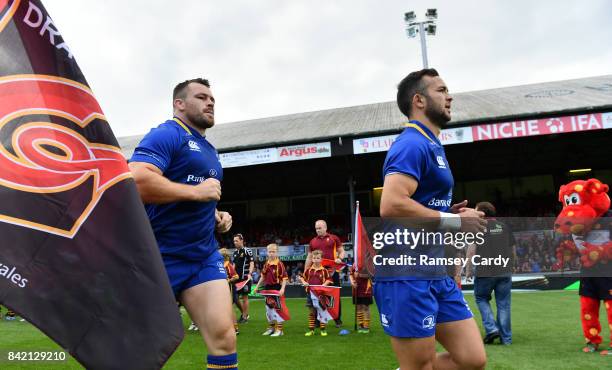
[187,110,214,129]
[424,95,451,129]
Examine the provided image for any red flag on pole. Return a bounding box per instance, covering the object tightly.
[321,258,346,271]
[309,285,341,320]
[354,201,376,275]
[0,1,183,368]
[234,276,251,291]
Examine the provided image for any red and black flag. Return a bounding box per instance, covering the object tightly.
[234,276,250,291]
[0,1,183,369]
[309,285,341,321]
[354,201,375,275]
[260,290,291,321]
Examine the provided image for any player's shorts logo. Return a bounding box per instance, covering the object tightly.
[0,75,131,238]
[422,315,435,329]
[217,261,225,274]
[380,313,390,327]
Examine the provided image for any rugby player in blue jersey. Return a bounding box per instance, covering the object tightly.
[378,69,487,370]
[129,79,237,370]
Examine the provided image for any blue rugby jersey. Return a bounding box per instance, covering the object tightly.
[130,117,223,260]
[377,120,454,280]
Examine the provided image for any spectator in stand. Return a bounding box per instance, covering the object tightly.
[530,258,541,273]
[521,261,530,272]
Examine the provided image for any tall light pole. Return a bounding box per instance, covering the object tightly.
[404,9,438,68]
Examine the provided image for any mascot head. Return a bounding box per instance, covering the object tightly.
[554,178,610,235]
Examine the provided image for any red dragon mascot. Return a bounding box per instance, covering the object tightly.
[554,178,612,355]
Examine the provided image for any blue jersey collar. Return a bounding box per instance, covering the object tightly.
[404,120,441,146]
[173,116,206,139]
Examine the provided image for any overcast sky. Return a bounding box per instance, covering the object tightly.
[43,0,612,138]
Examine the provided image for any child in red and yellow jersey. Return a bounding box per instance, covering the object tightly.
[299,249,332,336]
[254,244,288,337]
[349,265,373,333]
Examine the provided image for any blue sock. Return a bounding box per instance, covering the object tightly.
[207,353,238,369]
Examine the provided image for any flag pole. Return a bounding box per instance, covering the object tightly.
[353,201,359,332]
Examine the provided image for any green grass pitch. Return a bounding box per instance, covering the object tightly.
[0,291,610,369]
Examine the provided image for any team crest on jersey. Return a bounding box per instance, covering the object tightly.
[188,140,201,152]
[0,76,131,238]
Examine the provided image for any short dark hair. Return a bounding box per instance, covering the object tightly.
[173,78,210,100]
[476,202,496,217]
[396,68,439,118]
[233,233,243,240]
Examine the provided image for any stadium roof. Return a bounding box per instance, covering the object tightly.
[118,75,612,157]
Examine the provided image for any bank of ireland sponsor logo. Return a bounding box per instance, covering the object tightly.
[422,315,435,329]
[428,198,451,207]
[186,174,205,183]
[0,76,131,238]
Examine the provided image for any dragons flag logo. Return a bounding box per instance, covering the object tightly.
[0,75,131,238]
[0,2,183,369]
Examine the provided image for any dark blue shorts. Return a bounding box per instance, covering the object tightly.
[163,250,227,297]
[373,277,472,338]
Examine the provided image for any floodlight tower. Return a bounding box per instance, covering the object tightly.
[404,9,437,68]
